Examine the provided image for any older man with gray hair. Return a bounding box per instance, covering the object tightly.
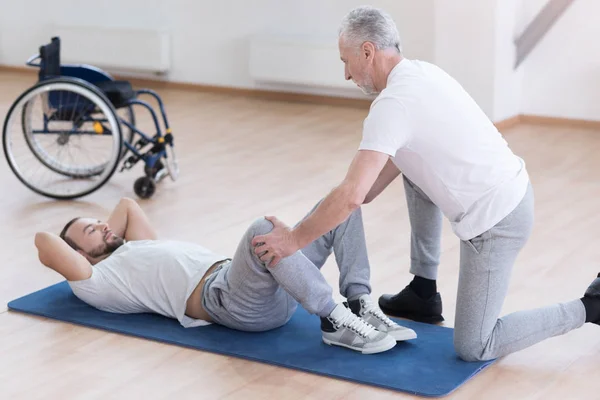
[253,5,600,362]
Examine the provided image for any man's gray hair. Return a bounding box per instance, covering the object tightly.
[339,6,402,53]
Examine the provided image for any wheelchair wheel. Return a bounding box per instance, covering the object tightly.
[3,77,123,199]
[117,105,135,159]
[20,100,103,178]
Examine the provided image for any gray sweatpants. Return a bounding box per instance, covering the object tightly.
[201,202,372,332]
[403,176,586,361]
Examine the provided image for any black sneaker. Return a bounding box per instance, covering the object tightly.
[584,273,600,298]
[583,273,600,325]
[378,285,444,324]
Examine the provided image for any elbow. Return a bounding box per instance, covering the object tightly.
[337,184,365,212]
[120,197,136,206]
[34,232,47,249]
[34,233,50,266]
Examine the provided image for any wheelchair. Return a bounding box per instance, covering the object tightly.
[2,37,179,200]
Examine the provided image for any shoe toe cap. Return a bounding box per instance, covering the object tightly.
[378,293,398,307]
[585,276,600,297]
[390,327,417,341]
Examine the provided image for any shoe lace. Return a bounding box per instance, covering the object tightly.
[335,310,376,337]
[362,300,396,328]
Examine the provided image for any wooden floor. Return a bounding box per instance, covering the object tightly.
[1,70,600,399]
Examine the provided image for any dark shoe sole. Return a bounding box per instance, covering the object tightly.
[379,304,445,324]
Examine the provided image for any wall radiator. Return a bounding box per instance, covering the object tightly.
[249,35,362,93]
[50,25,170,74]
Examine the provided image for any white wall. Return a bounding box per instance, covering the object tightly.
[167,0,436,91]
[434,0,497,118]
[519,0,600,121]
[493,0,525,122]
[433,0,598,122]
[0,0,434,98]
[0,0,168,64]
[433,0,525,122]
[0,0,597,122]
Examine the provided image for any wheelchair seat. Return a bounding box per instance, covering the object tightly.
[37,37,136,109]
[95,80,136,109]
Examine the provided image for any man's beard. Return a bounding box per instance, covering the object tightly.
[87,236,125,259]
[355,76,378,96]
[360,84,377,95]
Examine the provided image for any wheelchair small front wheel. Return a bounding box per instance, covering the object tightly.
[3,77,123,199]
[133,176,156,199]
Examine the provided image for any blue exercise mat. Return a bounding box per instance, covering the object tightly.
[8,281,494,397]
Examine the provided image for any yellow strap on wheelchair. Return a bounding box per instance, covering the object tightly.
[158,137,165,143]
[93,121,103,134]
[166,128,172,134]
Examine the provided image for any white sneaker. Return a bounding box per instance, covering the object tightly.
[347,294,417,341]
[320,303,396,354]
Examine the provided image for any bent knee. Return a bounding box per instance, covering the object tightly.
[247,218,274,239]
[454,336,490,362]
[455,344,485,362]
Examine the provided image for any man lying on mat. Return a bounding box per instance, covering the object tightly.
[34,197,416,355]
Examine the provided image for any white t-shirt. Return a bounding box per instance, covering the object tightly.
[68,240,228,328]
[359,58,529,240]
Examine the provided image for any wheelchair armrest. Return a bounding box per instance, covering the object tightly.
[26,54,41,67]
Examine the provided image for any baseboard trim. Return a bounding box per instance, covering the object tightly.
[0,65,371,109]
[0,65,35,75]
[128,77,372,109]
[494,114,600,131]
[1,65,599,128]
[494,115,522,130]
[520,114,600,130]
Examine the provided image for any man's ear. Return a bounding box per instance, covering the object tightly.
[362,42,375,61]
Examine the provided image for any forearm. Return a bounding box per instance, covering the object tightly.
[35,232,59,268]
[125,202,158,240]
[292,151,391,247]
[34,232,92,280]
[364,159,400,204]
[292,183,360,249]
[123,200,157,241]
[106,199,130,238]
[107,198,157,241]
[254,150,389,265]
[364,176,394,204]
